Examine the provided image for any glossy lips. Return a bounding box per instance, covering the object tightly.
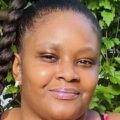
[49,88,80,100]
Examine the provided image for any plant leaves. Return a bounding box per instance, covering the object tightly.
[101,9,115,26]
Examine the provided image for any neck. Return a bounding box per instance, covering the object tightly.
[77,111,88,120]
[1,107,92,120]
[3,107,99,120]
[20,107,88,120]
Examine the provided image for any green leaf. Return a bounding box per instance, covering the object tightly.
[5,86,18,94]
[101,48,106,56]
[103,38,115,50]
[89,96,99,109]
[110,71,120,84]
[11,44,18,53]
[6,72,13,82]
[114,106,120,112]
[102,62,115,77]
[101,9,115,26]
[99,0,112,10]
[107,85,120,95]
[114,57,120,64]
[0,0,9,10]
[99,20,106,29]
[87,0,99,10]
[113,38,120,45]
[98,105,106,113]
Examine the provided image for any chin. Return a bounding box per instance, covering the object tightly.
[49,113,80,120]
[48,105,82,120]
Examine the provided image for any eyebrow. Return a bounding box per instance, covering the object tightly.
[36,43,98,54]
[78,46,97,53]
[77,46,98,57]
[36,42,60,50]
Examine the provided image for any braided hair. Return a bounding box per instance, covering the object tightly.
[0,0,30,93]
[0,0,101,107]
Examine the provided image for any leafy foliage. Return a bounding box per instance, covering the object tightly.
[0,0,10,10]
[81,0,120,113]
[0,0,120,114]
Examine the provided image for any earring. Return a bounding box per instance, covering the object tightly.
[15,81,21,87]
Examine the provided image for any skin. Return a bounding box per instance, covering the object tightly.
[109,113,120,120]
[2,10,101,120]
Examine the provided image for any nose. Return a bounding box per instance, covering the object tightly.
[56,62,80,82]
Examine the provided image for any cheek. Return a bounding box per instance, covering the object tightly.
[21,62,56,89]
[78,67,98,106]
[80,67,98,94]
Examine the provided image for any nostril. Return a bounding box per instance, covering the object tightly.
[56,63,80,82]
[57,76,65,80]
[57,74,80,82]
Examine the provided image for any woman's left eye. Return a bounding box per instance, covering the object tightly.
[76,59,94,67]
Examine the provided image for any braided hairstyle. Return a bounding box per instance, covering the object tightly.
[0,0,30,93]
[0,0,101,105]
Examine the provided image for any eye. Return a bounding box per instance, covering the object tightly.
[76,59,95,67]
[39,53,58,63]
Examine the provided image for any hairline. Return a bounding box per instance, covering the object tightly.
[18,8,101,52]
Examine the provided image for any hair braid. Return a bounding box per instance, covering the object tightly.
[0,0,29,95]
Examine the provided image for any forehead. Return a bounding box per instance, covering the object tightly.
[21,10,99,52]
[31,10,94,33]
[23,10,96,34]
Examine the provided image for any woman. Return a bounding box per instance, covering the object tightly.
[0,0,120,120]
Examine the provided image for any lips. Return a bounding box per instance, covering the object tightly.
[48,88,80,100]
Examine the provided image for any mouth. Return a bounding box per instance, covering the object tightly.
[48,88,80,100]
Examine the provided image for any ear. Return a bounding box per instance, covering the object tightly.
[12,53,22,84]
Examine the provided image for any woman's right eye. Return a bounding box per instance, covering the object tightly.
[39,53,58,63]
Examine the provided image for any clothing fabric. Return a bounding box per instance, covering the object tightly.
[100,114,109,120]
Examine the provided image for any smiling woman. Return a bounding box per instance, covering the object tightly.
[0,0,119,120]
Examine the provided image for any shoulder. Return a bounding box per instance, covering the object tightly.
[86,110,101,120]
[1,108,20,120]
[108,113,120,120]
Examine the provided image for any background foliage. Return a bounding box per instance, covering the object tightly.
[0,0,120,114]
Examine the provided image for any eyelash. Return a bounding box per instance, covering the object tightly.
[39,53,95,67]
[39,53,58,63]
[76,59,95,67]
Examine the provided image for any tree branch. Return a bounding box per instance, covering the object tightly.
[0,10,8,21]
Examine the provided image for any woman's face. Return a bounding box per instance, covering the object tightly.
[13,10,100,120]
